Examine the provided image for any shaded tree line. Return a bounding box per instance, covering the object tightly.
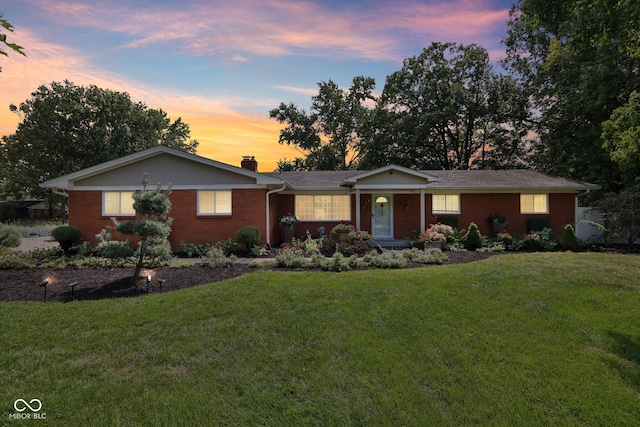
[0,80,198,215]
[270,42,533,172]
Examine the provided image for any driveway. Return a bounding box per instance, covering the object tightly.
[13,236,59,252]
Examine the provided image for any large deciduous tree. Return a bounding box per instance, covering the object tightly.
[602,91,640,184]
[0,13,26,73]
[502,0,640,193]
[0,80,198,201]
[361,42,532,170]
[269,76,375,170]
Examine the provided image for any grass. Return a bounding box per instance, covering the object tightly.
[1,252,640,425]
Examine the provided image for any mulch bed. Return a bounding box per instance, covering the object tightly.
[0,251,494,303]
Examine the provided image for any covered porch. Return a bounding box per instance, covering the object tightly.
[344,166,440,241]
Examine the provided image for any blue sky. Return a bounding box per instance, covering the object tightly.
[1,0,514,171]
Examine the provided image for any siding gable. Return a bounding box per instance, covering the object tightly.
[74,153,256,187]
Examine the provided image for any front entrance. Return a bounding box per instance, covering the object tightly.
[372,194,393,238]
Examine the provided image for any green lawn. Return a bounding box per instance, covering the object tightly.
[2,252,640,425]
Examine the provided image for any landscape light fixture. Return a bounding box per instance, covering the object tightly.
[39,280,49,302]
[67,281,79,300]
[157,278,166,292]
[146,275,152,293]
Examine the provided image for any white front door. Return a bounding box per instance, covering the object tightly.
[372,194,393,238]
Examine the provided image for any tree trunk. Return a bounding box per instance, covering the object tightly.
[132,239,146,284]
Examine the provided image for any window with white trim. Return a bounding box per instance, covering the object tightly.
[432,194,460,214]
[198,190,232,215]
[103,191,135,216]
[295,195,351,221]
[520,194,548,214]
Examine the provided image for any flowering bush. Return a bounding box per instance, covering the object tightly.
[348,230,373,242]
[523,230,541,241]
[411,223,454,249]
[279,214,299,228]
[429,223,455,239]
[331,223,355,234]
[496,230,513,243]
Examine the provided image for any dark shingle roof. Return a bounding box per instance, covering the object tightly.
[423,169,599,190]
[265,170,360,189]
[264,168,599,191]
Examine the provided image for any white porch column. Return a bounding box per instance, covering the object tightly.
[355,189,361,230]
[420,189,426,232]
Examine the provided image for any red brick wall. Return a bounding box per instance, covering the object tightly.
[86,189,580,249]
[68,189,268,251]
[393,194,422,239]
[266,191,578,244]
[428,192,577,236]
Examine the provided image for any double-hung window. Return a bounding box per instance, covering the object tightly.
[520,194,548,214]
[295,195,351,221]
[432,194,460,214]
[103,191,135,216]
[198,190,232,215]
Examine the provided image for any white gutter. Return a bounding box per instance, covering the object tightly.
[265,184,287,247]
[52,188,69,198]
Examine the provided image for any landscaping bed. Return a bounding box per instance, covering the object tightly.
[0,251,493,302]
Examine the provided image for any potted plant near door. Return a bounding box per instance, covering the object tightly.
[331,223,355,242]
[279,214,299,244]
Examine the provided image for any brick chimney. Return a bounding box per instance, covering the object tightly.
[241,156,258,172]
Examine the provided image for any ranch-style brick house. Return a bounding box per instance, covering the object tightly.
[41,145,599,250]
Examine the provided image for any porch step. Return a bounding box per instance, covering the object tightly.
[372,238,411,249]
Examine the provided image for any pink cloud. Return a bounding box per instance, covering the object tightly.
[21,0,509,62]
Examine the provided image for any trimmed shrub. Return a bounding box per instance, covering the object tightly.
[201,246,237,268]
[181,241,208,258]
[526,217,551,232]
[0,254,32,269]
[51,225,82,251]
[363,251,408,269]
[403,247,449,264]
[462,222,483,251]
[235,226,261,249]
[214,238,237,256]
[96,240,135,259]
[274,248,307,268]
[322,252,351,272]
[560,224,582,251]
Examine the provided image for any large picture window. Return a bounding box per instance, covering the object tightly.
[432,194,460,214]
[295,195,351,221]
[520,194,548,214]
[103,191,135,216]
[198,190,232,215]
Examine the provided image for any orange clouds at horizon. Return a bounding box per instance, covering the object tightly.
[0,29,299,173]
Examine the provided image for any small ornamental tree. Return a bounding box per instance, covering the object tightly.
[463,222,483,251]
[114,175,173,283]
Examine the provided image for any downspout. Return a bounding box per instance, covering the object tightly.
[53,188,69,224]
[266,184,286,248]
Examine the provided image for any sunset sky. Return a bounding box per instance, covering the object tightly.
[1,0,514,172]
